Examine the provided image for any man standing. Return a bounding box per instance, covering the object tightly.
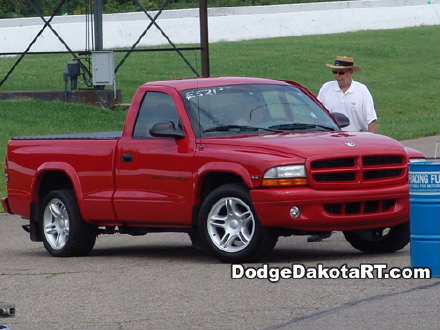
[317,55,377,133]
[308,56,378,243]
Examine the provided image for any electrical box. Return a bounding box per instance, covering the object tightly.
[92,51,115,86]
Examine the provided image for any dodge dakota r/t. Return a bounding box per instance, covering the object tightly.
[2,77,424,262]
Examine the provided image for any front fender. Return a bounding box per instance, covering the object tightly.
[404,147,425,159]
[193,162,254,204]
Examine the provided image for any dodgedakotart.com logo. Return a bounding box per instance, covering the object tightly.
[231,263,431,282]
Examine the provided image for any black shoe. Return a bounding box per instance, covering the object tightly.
[307,232,332,242]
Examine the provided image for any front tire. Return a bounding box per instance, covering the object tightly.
[343,222,409,254]
[40,189,96,257]
[198,184,277,263]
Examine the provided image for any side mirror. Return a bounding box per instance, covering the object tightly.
[332,112,350,128]
[149,121,185,139]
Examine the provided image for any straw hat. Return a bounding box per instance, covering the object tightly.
[326,55,361,72]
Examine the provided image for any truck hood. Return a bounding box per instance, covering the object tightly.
[203,131,407,159]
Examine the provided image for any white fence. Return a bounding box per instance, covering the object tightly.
[0,0,439,52]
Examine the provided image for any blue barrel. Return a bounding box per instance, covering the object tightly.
[409,160,440,278]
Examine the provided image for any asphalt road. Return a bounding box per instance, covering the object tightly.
[1,213,439,330]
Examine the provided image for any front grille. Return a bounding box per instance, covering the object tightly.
[363,156,402,166]
[311,158,355,169]
[310,155,406,187]
[363,169,403,180]
[313,172,356,182]
[324,199,396,215]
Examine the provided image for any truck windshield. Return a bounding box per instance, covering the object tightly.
[181,83,339,137]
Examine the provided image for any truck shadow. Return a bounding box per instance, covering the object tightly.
[20,232,408,264]
[90,244,213,263]
[267,247,405,263]
[87,241,407,264]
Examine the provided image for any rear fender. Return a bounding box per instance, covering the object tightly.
[31,162,88,220]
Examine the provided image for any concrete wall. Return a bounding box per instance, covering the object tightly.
[0,0,439,53]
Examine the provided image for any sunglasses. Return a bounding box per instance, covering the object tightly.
[332,70,348,75]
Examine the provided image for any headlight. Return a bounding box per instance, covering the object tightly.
[262,165,307,187]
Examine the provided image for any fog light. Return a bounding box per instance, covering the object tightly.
[290,206,301,219]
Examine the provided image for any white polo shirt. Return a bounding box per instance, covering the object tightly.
[317,80,377,132]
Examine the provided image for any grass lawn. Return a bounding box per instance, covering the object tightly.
[0,26,439,204]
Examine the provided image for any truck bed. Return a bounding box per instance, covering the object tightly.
[12,131,122,140]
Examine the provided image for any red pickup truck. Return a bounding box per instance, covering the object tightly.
[2,77,424,262]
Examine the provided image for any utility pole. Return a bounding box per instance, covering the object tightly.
[94,0,103,51]
[199,0,210,77]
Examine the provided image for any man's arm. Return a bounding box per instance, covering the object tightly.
[368,120,377,133]
[363,85,377,133]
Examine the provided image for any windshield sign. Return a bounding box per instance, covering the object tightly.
[181,84,339,137]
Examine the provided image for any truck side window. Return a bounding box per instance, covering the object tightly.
[133,92,180,138]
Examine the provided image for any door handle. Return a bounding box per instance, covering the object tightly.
[122,153,133,162]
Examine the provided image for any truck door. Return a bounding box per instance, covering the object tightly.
[114,91,195,226]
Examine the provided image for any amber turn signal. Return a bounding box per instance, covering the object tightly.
[261,178,308,187]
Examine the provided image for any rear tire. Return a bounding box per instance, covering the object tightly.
[198,184,277,263]
[40,189,96,257]
[343,222,409,254]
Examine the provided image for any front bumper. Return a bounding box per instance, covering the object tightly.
[251,184,409,231]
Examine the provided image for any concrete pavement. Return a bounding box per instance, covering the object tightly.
[401,135,440,158]
[266,281,440,330]
[1,212,439,330]
[1,134,439,330]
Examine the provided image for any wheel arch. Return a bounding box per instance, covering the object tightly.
[199,172,247,201]
[31,163,88,221]
[194,164,253,205]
